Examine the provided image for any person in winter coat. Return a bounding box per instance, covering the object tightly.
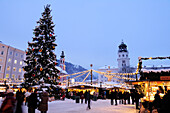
[80,91,84,104]
[110,90,114,105]
[159,90,170,113]
[118,91,123,104]
[153,90,161,111]
[114,89,118,105]
[38,91,48,113]
[84,90,87,104]
[0,89,16,113]
[15,89,25,113]
[28,89,39,113]
[86,91,91,110]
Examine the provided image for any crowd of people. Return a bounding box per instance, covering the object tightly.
[0,87,170,113]
[0,88,49,113]
[108,89,141,109]
[139,90,170,113]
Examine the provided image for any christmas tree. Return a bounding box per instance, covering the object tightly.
[22,4,59,89]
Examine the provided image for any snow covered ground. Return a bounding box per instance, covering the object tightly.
[21,99,139,113]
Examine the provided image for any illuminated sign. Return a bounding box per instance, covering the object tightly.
[160,76,170,80]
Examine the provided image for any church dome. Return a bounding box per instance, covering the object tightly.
[118,41,128,52]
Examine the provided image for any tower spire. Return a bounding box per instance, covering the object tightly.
[60,51,65,58]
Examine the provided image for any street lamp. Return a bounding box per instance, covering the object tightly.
[90,64,93,85]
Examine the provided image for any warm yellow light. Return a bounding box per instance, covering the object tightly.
[149,57,152,59]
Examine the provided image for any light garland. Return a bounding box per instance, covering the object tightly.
[63,71,89,82]
[82,71,91,83]
[60,70,90,78]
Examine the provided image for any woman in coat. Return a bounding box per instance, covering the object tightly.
[0,89,16,113]
[38,91,48,113]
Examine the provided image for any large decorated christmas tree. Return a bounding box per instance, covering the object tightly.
[22,5,59,89]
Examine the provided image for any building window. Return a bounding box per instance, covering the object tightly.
[126,54,128,57]
[10,51,12,55]
[8,58,11,62]
[119,55,121,57]
[122,60,125,63]
[20,61,22,65]
[21,55,23,58]
[1,51,4,55]
[16,53,18,56]
[122,54,124,57]
[2,46,5,48]
[0,66,1,71]
[6,74,9,78]
[13,67,16,71]
[14,60,17,64]
[19,68,22,72]
[7,66,10,71]
[12,74,15,79]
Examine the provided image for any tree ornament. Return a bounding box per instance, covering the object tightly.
[32,48,34,51]
[52,46,55,49]
[39,49,42,52]
[49,34,52,37]
[40,67,43,71]
[58,76,60,79]
[55,62,57,65]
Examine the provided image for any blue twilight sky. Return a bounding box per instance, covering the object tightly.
[0,0,170,69]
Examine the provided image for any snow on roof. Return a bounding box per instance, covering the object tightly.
[141,69,170,73]
[56,66,68,74]
[56,66,62,71]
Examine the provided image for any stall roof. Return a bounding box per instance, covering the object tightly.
[126,80,170,85]
[68,84,98,89]
[141,69,170,73]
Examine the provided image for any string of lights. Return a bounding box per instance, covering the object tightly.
[82,71,91,83]
[60,70,90,78]
[63,71,89,82]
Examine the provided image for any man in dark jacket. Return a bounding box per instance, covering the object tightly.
[86,91,91,110]
[110,90,114,105]
[134,90,140,109]
[28,89,39,113]
[84,90,87,104]
[15,89,24,113]
[114,89,118,105]
[153,90,161,111]
[118,91,123,104]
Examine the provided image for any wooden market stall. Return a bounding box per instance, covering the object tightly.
[126,56,170,102]
[68,84,99,95]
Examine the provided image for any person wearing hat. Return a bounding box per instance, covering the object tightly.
[0,89,16,113]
